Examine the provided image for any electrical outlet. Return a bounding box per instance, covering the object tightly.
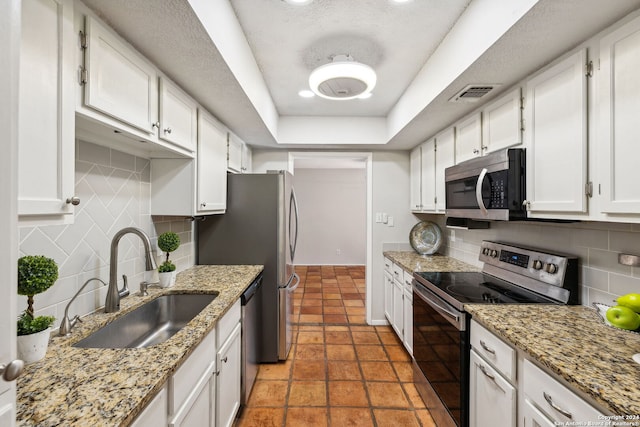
[387,216,394,227]
[375,212,383,223]
[336,249,341,255]
[382,213,388,223]
[450,230,456,242]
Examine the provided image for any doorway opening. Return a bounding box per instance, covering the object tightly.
[287,152,373,324]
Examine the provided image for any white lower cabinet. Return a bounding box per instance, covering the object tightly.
[131,386,168,427]
[215,300,242,427]
[402,271,413,356]
[522,359,604,425]
[391,276,404,339]
[469,350,516,427]
[383,270,393,324]
[522,398,556,427]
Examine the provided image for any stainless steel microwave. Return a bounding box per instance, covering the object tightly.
[445,148,526,221]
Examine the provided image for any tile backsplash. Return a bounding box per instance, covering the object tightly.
[419,214,640,306]
[17,141,195,326]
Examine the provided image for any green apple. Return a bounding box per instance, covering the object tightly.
[616,293,640,313]
[606,305,640,331]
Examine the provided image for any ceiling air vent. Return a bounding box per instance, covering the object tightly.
[449,84,500,103]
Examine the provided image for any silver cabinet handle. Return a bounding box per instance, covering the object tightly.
[164,127,172,134]
[479,363,495,381]
[473,148,480,154]
[479,340,496,355]
[66,196,80,206]
[221,356,228,363]
[543,392,573,419]
[0,360,24,382]
[152,122,160,129]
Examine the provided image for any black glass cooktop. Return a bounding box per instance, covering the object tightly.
[414,271,558,310]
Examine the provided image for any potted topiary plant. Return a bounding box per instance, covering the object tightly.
[17,255,58,364]
[157,231,180,287]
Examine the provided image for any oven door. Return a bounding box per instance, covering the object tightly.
[413,280,469,427]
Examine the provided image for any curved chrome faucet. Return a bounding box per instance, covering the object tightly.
[105,227,157,313]
[59,277,107,336]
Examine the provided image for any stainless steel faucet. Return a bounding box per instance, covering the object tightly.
[59,277,107,336]
[105,227,157,313]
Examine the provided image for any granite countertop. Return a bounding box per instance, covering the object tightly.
[16,265,263,427]
[383,250,479,273]
[466,304,640,416]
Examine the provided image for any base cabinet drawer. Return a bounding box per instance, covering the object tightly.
[470,319,516,382]
[523,359,604,423]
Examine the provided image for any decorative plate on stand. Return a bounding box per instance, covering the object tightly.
[409,221,442,255]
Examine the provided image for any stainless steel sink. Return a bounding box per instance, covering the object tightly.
[73,293,217,349]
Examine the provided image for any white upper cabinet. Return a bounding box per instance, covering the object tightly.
[410,146,422,211]
[151,110,227,216]
[83,15,158,135]
[481,88,523,154]
[197,110,228,214]
[159,77,198,153]
[18,0,76,220]
[524,49,588,217]
[598,15,640,215]
[227,132,243,173]
[455,113,483,163]
[420,139,437,212]
[434,128,455,212]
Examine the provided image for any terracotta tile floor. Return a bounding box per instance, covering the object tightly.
[235,266,435,427]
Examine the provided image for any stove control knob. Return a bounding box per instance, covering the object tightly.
[533,260,543,270]
[545,263,558,274]
[482,248,490,256]
[490,250,498,258]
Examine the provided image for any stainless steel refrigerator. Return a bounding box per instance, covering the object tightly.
[196,171,299,362]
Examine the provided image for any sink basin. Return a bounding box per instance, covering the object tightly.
[73,293,217,349]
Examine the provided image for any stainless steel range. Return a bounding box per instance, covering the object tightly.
[412,241,579,427]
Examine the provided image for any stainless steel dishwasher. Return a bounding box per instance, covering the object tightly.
[241,274,263,409]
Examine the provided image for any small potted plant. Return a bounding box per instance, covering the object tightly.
[157,231,180,287]
[17,255,58,364]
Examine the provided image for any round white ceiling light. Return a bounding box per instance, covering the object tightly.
[308,54,377,101]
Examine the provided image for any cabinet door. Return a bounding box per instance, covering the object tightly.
[131,386,168,427]
[159,77,197,152]
[392,278,404,339]
[197,110,227,214]
[469,351,516,427]
[402,287,413,355]
[19,0,75,217]
[455,113,482,163]
[227,133,243,173]
[170,375,213,427]
[598,16,640,214]
[524,49,588,216]
[216,323,241,427]
[522,399,555,427]
[435,128,455,212]
[241,143,252,173]
[85,16,157,134]
[410,146,422,211]
[421,139,436,212]
[482,88,522,154]
[383,271,393,323]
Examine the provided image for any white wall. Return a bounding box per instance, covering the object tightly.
[251,149,290,173]
[293,168,366,265]
[17,141,195,328]
[421,214,640,307]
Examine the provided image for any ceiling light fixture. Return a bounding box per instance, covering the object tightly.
[308,54,377,101]
[298,89,315,98]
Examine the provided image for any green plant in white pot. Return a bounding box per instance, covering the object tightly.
[17,255,58,364]
[157,232,180,287]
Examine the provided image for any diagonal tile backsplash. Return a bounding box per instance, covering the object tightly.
[18,141,195,327]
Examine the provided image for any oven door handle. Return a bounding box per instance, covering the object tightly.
[413,283,464,330]
[475,168,489,216]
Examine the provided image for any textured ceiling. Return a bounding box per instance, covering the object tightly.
[229,0,471,116]
[80,0,640,150]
